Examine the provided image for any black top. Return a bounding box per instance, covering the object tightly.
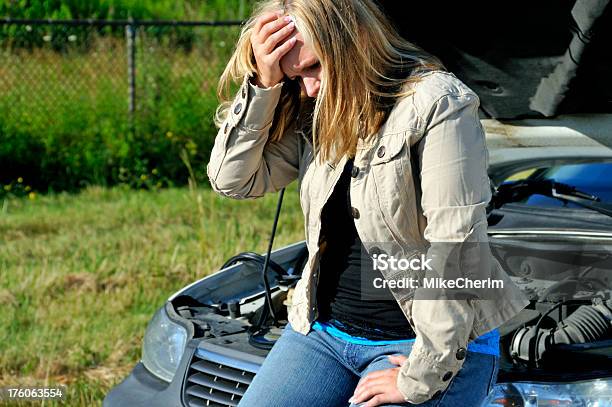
[315,157,417,341]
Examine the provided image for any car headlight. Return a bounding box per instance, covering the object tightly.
[141,305,189,382]
[483,378,612,406]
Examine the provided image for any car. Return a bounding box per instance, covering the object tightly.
[104,2,612,406]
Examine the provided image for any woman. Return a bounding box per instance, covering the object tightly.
[207,0,530,406]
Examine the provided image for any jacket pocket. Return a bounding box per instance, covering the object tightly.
[369,131,416,249]
[370,131,407,166]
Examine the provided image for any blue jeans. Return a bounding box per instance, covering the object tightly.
[237,322,500,407]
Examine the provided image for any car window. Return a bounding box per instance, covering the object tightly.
[503,162,612,208]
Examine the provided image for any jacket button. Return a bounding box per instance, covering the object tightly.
[234,102,243,115]
[376,145,386,158]
[351,165,360,178]
[351,207,360,219]
[241,86,247,98]
[224,122,229,134]
[456,347,467,360]
[442,371,453,381]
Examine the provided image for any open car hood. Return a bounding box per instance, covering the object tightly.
[381,0,611,119]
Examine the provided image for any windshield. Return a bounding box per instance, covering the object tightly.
[502,162,612,208]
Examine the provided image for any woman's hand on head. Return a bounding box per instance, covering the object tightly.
[250,11,297,88]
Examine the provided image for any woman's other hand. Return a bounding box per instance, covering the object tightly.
[348,355,410,406]
[250,11,297,88]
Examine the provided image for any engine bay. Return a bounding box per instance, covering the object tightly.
[170,235,612,382]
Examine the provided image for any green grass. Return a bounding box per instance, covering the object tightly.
[0,182,303,406]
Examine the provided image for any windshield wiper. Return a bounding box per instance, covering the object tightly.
[490,179,612,218]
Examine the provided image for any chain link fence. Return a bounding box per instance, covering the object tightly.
[0,19,244,194]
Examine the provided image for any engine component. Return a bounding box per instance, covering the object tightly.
[510,298,612,363]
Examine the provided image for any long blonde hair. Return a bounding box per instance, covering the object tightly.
[216,0,446,165]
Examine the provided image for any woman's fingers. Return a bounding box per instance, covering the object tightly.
[258,15,292,43]
[271,35,297,59]
[262,19,295,54]
[253,10,283,35]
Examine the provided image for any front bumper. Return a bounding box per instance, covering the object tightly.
[104,337,266,407]
[103,342,197,407]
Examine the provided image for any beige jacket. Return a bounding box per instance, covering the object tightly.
[207,70,530,404]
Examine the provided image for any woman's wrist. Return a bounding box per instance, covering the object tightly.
[240,74,284,130]
[251,74,281,89]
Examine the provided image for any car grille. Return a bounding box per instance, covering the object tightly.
[183,351,258,407]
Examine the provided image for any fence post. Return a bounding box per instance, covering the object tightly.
[125,18,136,132]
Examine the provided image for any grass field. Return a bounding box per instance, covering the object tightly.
[0,182,303,406]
